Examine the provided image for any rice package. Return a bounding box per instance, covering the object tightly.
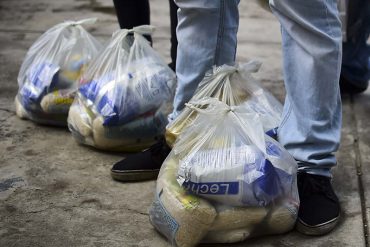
[165,61,282,147]
[68,26,176,152]
[15,18,102,126]
[149,98,299,246]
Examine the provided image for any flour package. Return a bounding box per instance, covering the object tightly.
[68,26,176,152]
[149,98,299,247]
[165,61,282,147]
[15,18,102,126]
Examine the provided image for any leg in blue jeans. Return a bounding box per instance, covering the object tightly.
[172,0,342,234]
[269,0,342,178]
[170,0,240,121]
[270,0,342,234]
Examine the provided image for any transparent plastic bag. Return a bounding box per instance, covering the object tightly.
[176,98,298,207]
[68,25,176,151]
[15,18,102,126]
[149,98,299,247]
[165,61,282,147]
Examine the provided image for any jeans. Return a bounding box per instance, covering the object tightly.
[171,0,342,177]
[342,0,370,86]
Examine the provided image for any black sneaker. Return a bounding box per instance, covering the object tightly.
[296,173,341,236]
[110,138,171,182]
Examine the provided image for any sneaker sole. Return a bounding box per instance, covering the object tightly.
[296,214,340,236]
[111,170,160,182]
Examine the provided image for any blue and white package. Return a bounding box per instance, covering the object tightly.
[179,142,294,207]
[19,63,60,111]
[79,64,174,126]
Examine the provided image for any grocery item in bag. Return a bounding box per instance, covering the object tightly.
[15,18,102,126]
[40,90,75,114]
[68,26,176,151]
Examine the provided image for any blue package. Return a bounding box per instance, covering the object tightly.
[149,192,179,245]
[19,63,60,111]
[266,127,278,139]
[181,142,293,207]
[79,73,138,126]
[79,68,173,126]
[79,74,114,104]
[246,159,291,206]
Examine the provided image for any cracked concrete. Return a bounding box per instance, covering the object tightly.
[0,0,369,246]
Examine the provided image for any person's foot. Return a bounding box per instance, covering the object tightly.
[110,138,171,182]
[296,173,341,236]
[340,74,368,95]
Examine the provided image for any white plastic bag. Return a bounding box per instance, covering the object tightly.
[149,90,299,246]
[16,18,102,126]
[165,62,282,147]
[68,25,176,151]
[149,99,299,246]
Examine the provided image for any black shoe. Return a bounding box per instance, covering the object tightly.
[340,74,368,95]
[296,173,341,236]
[110,138,171,182]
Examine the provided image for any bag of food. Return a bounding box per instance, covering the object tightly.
[68,25,176,151]
[15,18,102,126]
[150,98,299,246]
[165,61,282,147]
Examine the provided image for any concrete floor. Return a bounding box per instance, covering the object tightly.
[0,0,369,246]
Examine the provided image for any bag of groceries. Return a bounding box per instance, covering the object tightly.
[15,18,102,126]
[68,25,176,152]
[149,98,299,247]
[165,61,283,147]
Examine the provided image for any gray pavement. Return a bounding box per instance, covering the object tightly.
[0,0,369,246]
